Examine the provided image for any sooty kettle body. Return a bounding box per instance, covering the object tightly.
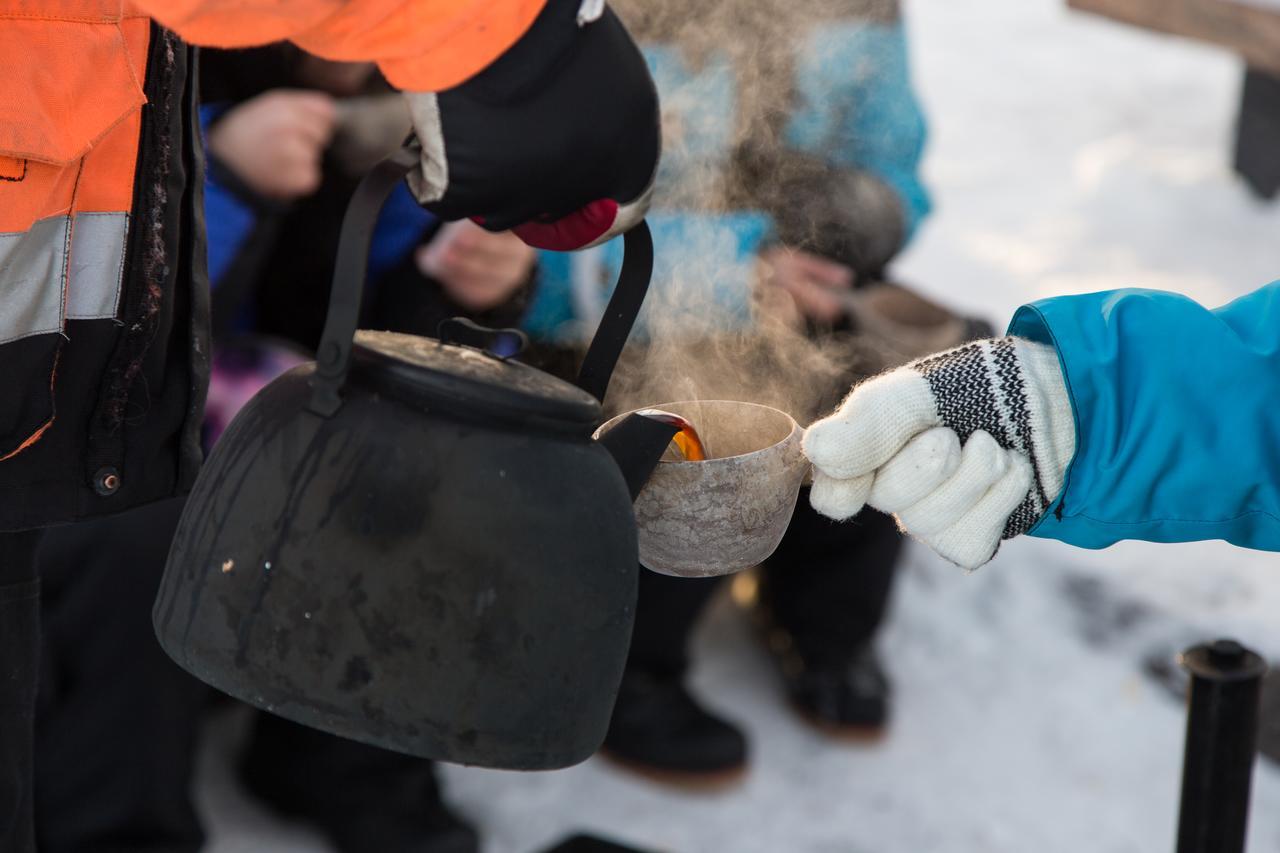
[153,148,675,769]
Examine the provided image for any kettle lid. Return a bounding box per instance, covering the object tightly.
[351,329,602,433]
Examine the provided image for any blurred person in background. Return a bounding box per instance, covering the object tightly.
[197,47,540,357]
[523,0,989,784]
[31,45,543,853]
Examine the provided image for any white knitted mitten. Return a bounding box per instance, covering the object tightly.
[803,337,1075,569]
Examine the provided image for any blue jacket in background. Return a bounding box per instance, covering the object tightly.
[524,20,929,343]
[1011,281,1280,553]
[201,104,433,301]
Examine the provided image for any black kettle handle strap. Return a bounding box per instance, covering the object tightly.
[308,145,652,413]
[575,221,654,403]
[309,146,419,416]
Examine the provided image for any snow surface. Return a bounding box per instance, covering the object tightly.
[198,1,1280,850]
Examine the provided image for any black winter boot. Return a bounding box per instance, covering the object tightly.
[601,670,748,787]
[775,638,891,738]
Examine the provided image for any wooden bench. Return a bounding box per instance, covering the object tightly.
[1068,0,1280,75]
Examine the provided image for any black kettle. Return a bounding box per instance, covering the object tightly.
[153,148,679,770]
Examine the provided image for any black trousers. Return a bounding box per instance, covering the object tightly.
[32,498,449,853]
[627,494,902,676]
[0,530,44,853]
[34,499,206,853]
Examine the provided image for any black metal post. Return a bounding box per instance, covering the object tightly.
[1176,639,1267,853]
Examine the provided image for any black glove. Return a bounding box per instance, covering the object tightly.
[405,0,659,251]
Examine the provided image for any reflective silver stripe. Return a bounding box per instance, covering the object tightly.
[66,212,127,320]
[0,212,128,344]
[0,216,68,345]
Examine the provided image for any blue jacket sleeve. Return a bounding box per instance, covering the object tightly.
[1008,281,1280,551]
[200,103,258,289]
[785,20,931,240]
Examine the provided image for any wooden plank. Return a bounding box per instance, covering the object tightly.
[1068,0,1280,74]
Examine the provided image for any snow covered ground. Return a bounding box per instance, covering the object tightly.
[199,1,1280,850]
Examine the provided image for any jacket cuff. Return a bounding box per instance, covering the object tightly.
[1005,301,1080,541]
[1006,285,1280,552]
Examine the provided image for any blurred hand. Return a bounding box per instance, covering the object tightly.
[416,220,536,313]
[207,90,337,201]
[757,246,855,325]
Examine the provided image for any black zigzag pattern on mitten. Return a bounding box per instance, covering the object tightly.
[991,339,1048,538]
[916,339,1044,541]
[916,343,1011,447]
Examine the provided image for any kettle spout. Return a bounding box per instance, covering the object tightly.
[596,413,679,501]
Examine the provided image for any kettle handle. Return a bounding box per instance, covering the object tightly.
[575,221,653,403]
[309,146,420,416]
[308,145,654,415]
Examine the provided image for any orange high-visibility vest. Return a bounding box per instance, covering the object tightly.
[0,0,543,530]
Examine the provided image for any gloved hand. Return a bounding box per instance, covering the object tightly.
[405,0,658,251]
[803,337,1076,569]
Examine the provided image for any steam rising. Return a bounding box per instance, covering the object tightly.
[601,0,906,426]
[606,264,874,427]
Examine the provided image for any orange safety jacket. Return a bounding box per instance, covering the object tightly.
[0,0,544,530]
